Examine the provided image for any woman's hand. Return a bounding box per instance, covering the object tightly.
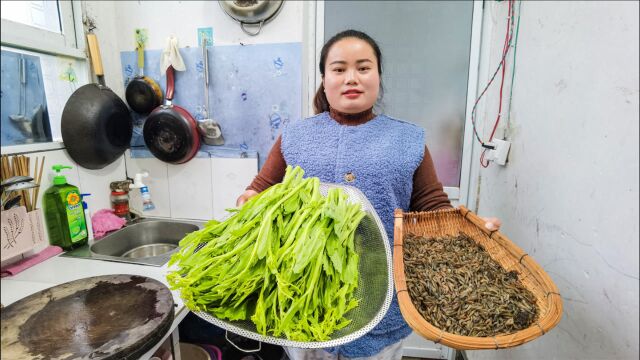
[480,216,502,231]
[236,189,259,207]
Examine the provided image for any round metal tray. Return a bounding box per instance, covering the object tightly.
[188,183,394,348]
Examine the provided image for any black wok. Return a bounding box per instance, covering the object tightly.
[61,33,132,170]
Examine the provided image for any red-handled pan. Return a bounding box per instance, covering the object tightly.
[143,65,200,164]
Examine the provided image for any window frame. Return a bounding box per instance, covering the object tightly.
[1,1,85,59]
[0,0,86,154]
[306,0,484,208]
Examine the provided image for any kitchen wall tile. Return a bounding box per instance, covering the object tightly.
[168,158,213,220]
[124,151,170,218]
[77,156,127,212]
[211,157,258,220]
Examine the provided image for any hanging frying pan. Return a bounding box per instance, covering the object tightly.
[143,65,200,164]
[61,33,133,170]
[125,36,163,115]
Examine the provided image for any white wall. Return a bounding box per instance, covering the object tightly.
[469,2,639,359]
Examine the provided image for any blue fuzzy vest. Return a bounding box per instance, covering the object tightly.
[281,111,425,357]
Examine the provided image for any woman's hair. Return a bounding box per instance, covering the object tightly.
[313,29,383,114]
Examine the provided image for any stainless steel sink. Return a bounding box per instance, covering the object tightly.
[61,218,202,266]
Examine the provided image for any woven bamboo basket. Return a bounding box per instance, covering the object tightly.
[393,206,562,350]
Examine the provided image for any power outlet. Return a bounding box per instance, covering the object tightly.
[486,139,511,166]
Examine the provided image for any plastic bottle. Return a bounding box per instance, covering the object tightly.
[43,165,88,250]
[131,172,155,211]
[140,186,155,211]
[80,193,94,243]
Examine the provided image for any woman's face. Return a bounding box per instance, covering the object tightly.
[323,37,380,114]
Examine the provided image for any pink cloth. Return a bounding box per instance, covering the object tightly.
[92,209,127,238]
[1,245,62,277]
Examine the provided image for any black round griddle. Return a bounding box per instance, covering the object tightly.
[0,274,174,360]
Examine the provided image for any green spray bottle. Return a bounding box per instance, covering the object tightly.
[43,165,88,250]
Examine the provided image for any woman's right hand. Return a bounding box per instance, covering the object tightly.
[236,189,259,207]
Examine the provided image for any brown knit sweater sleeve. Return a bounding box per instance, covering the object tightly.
[247,135,286,192]
[248,138,452,212]
[410,146,453,211]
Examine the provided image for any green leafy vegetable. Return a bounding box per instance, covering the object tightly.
[167,166,366,341]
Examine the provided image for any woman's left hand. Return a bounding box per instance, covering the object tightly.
[480,216,502,231]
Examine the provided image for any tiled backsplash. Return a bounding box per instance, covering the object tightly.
[167,158,214,220]
[125,150,257,221]
[211,157,260,219]
[124,150,171,218]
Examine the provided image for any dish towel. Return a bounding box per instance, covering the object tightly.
[160,35,186,74]
[92,209,127,239]
[0,245,62,277]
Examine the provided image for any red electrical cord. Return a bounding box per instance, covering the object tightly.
[481,0,515,168]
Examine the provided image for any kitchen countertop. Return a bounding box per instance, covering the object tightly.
[0,254,189,359]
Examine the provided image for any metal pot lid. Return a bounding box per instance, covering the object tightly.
[219,0,284,36]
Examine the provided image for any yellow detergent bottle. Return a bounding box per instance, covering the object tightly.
[43,165,88,250]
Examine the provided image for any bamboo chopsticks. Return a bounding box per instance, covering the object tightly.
[32,156,45,211]
[1,154,45,212]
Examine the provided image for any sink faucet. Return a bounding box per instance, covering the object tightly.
[130,172,155,212]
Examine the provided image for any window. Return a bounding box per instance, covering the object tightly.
[1,1,83,58]
[1,0,62,33]
[311,1,483,206]
[1,0,86,152]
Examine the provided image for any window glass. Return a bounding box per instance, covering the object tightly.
[1,0,62,33]
[1,1,86,151]
[324,1,474,187]
[1,49,51,145]
[1,47,88,146]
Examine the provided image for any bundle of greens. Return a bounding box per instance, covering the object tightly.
[167,166,366,341]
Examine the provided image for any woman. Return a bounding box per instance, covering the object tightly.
[237,29,501,360]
